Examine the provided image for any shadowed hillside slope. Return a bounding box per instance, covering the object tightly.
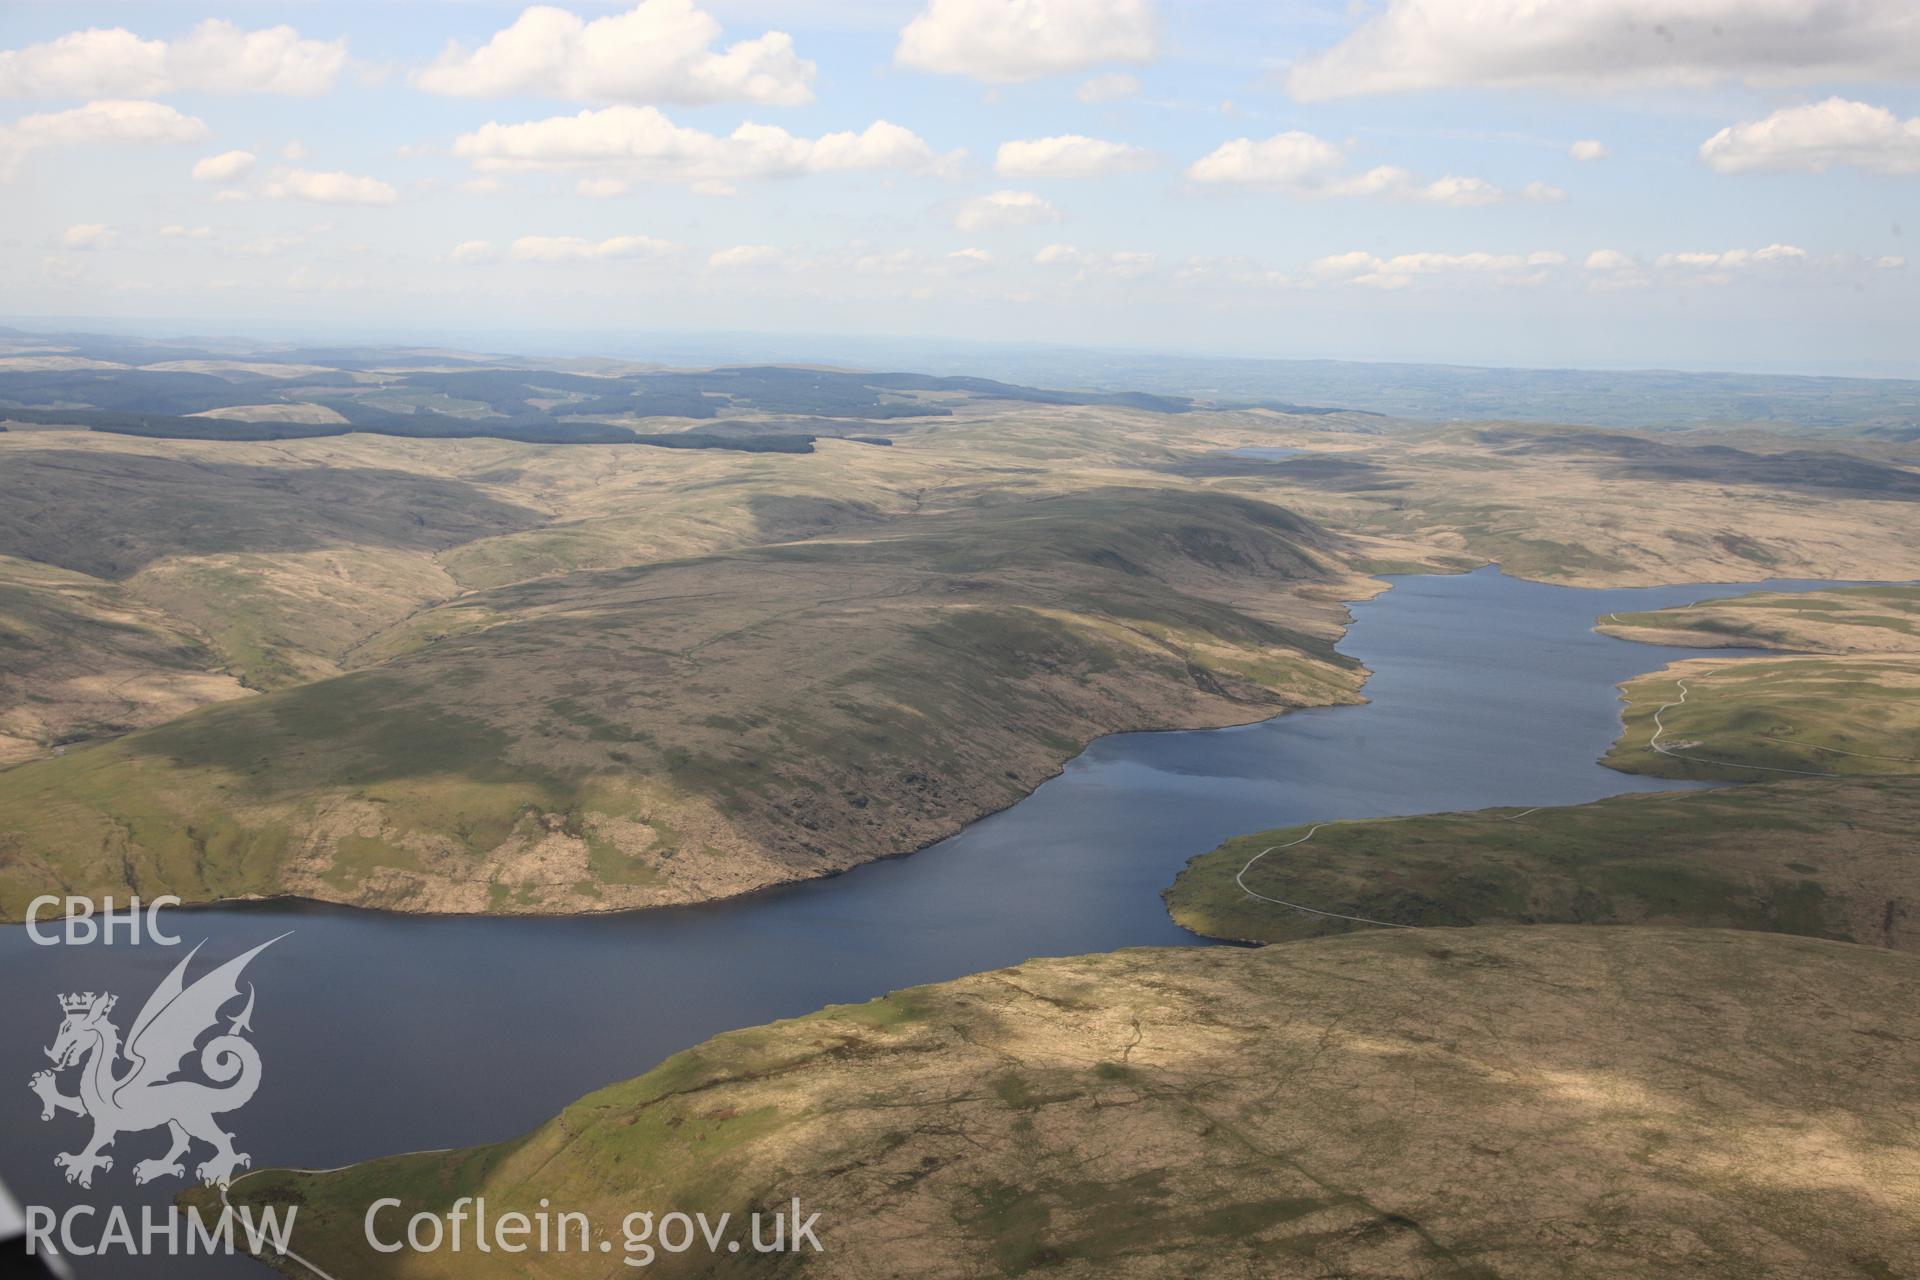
[0,489,1370,918]
[1165,778,1919,947]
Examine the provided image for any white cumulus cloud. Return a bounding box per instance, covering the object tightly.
[452,106,947,187]
[0,99,206,175]
[708,243,780,268]
[1321,167,1516,205]
[0,19,345,98]
[1582,243,1828,289]
[1175,255,1303,292]
[995,134,1152,178]
[61,223,115,250]
[1188,131,1345,185]
[416,0,814,106]
[510,233,677,261]
[1413,175,1511,206]
[1700,98,1920,175]
[1655,243,1808,269]
[263,168,398,205]
[448,240,500,263]
[3,98,205,147]
[1569,139,1609,162]
[1311,248,1566,289]
[1190,133,1550,205]
[1033,242,1156,278]
[953,189,1061,230]
[192,149,256,182]
[1289,0,1920,101]
[897,0,1155,83]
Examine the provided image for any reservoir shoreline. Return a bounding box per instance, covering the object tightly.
[0,567,1880,1278]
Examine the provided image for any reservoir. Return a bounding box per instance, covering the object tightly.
[0,567,1849,1276]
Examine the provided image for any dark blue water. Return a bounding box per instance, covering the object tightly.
[0,567,1853,1276]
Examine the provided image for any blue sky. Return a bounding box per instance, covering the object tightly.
[3,0,1916,374]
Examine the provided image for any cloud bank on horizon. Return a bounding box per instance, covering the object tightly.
[1,0,1914,373]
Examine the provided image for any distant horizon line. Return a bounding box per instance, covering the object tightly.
[4,314,1918,387]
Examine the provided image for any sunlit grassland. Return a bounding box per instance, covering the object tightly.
[1606,656,1920,779]
[213,927,1920,1279]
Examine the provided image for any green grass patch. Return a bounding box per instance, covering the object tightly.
[1608,658,1920,781]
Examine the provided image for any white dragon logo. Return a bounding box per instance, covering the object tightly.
[28,936,284,1190]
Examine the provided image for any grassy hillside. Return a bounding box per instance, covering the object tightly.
[0,440,546,690]
[0,555,250,763]
[1195,425,1920,587]
[218,927,1920,1279]
[1164,779,1918,947]
[0,353,1208,437]
[7,409,1920,917]
[1600,588,1920,782]
[1602,592,1920,797]
[0,489,1369,919]
[1606,655,1920,780]
[0,426,940,715]
[1598,584,1920,654]
[0,444,545,579]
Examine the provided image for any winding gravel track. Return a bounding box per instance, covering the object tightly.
[1647,678,1839,778]
[1235,825,1419,930]
[220,1177,341,1280]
